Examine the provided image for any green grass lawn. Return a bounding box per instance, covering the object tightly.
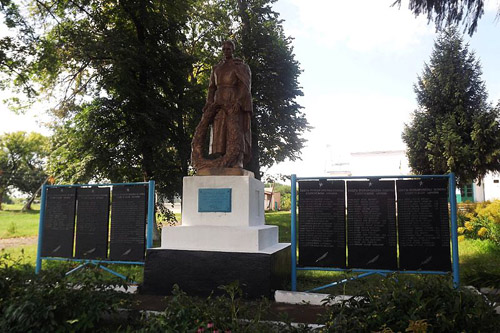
[0,203,40,238]
[2,208,500,290]
[264,210,292,242]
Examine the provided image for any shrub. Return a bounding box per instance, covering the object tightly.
[322,275,500,332]
[281,192,291,211]
[0,253,129,332]
[459,200,500,245]
[133,282,310,332]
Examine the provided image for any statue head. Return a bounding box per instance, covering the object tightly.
[222,40,235,59]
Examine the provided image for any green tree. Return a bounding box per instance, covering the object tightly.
[1,0,307,195]
[0,132,49,210]
[402,27,500,185]
[181,0,309,179]
[1,1,202,206]
[392,0,500,36]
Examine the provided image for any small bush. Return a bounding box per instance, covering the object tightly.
[133,282,309,332]
[322,275,500,332]
[6,221,17,235]
[0,252,129,332]
[458,200,500,246]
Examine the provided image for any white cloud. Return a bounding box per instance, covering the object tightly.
[286,0,433,53]
[484,0,500,13]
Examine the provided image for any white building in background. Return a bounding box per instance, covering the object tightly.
[350,150,410,176]
[325,150,500,203]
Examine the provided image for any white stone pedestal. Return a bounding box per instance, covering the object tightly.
[161,175,285,253]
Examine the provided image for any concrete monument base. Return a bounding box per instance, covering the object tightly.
[141,244,291,298]
[142,175,291,298]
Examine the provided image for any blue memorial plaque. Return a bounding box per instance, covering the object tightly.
[198,188,232,212]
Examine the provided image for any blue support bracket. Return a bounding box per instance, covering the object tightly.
[306,272,379,293]
[35,184,48,274]
[65,263,89,276]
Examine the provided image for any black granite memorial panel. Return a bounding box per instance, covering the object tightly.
[75,187,110,259]
[41,187,77,258]
[109,185,147,261]
[397,179,451,271]
[298,180,346,267]
[347,180,397,269]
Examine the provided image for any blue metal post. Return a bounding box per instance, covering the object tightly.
[35,184,48,274]
[291,174,297,291]
[147,180,155,249]
[449,173,460,288]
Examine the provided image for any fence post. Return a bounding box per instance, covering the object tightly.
[291,174,297,291]
[35,184,48,274]
[147,180,155,249]
[449,173,460,288]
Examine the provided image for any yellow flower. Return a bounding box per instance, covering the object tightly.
[457,227,465,234]
[465,222,474,231]
[477,227,488,238]
[458,235,465,242]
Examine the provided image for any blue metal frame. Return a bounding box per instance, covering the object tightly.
[290,173,460,291]
[35,181,156,282]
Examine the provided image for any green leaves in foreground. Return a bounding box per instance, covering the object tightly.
[322,275,500,332]
[0,252,129,333]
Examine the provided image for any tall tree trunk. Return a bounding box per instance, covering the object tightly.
[22,178,48,212]
[141,144,160,241]
[24,196,34,211]
[0,189,4,210]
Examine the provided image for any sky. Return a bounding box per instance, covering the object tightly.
[1,0,500,178]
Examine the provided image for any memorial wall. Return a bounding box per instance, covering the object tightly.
[297,179,452,271]
[41,184,149,261]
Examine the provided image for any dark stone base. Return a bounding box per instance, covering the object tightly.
[141,245,291,299]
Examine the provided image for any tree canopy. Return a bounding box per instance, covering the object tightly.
[402,27,500,185]
[0,0,308,203]
[0,131,48,210]
[392,0,498,35]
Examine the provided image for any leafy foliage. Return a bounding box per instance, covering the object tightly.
[392,0,493,36]
[1,0,308,197]
[458,200,500,246]
[322,275,500,332]
[0,252,129,332]
[0,132,48,210]
[131,282,309,332]
[402,27,500,185]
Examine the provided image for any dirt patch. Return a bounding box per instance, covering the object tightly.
[0,236,38,250]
